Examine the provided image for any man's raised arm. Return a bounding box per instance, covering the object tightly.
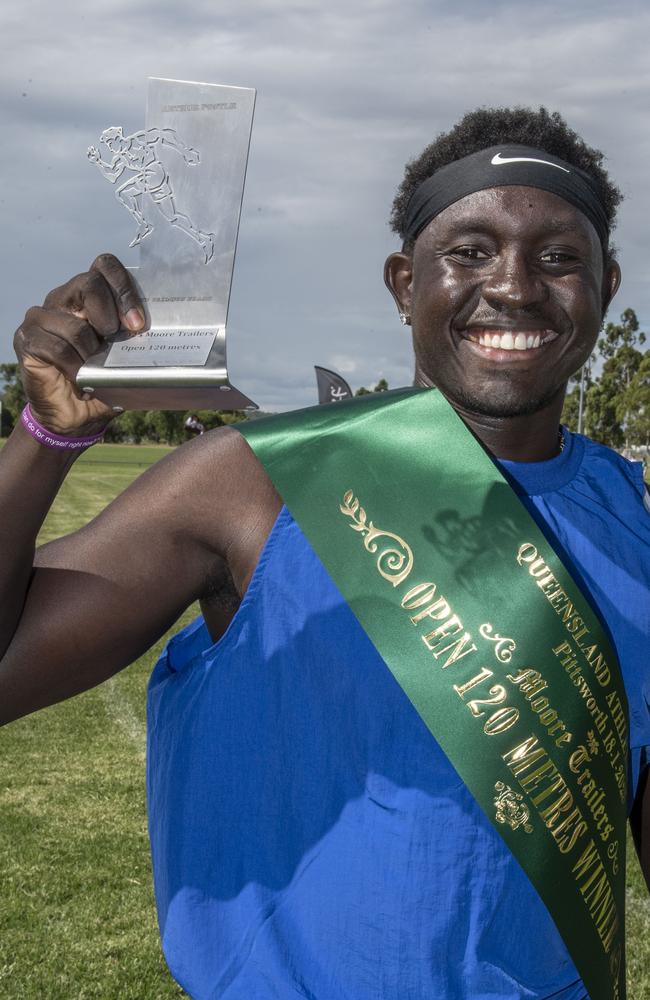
[0,254,279,726]
[0,253,143,660]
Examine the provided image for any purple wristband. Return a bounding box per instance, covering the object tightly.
[21,404,106,451]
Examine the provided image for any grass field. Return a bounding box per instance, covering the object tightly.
[0,441,648,998]
[0,444,187,998]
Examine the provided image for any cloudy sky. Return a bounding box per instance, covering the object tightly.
[2,0,650,410]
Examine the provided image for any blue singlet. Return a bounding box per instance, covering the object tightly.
[146,430,650,1000]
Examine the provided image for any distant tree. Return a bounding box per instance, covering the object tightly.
[619,352,650,448]
[105,407,248,444]
[598,307,645,359]
[562,355,596,433]
[106,410,148,444]
[561,385,580,432]
[590,309,647,448]
[584,374,624,449]
[193,409,247,431]
[355,378,389,396]
[0,363,26,432]
[0,359,248,443]
[560,309,648,449]
[144,410,186,446]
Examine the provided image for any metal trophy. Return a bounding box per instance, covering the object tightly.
[77,77,256,410]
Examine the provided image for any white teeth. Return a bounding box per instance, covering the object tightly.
[469,329,557,351]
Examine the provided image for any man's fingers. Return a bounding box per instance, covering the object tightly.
[42,254,145,337]
[23,306,103,359]
[17,329,82,384]
[45,272,120,338]
[18,308,103,379]
[90,253,145,331]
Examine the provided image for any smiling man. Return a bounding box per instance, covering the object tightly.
[0,107,648,1000]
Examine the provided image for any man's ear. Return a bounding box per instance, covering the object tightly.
[384,252,413,321]
[601,258,621,318]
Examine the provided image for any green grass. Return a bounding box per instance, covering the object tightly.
[0,443,188,998]
[0,441,648,998]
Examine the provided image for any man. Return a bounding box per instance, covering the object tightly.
[0,106,648,999]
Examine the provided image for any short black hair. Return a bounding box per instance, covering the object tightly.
[390,106,622,255]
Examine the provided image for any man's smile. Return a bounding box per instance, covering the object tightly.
[462,325,561,356]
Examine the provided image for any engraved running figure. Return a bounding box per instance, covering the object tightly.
[87,127,215,263]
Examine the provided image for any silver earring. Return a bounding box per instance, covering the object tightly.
[399,311,410,326]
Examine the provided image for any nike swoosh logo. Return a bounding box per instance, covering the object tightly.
[491,152,570,173]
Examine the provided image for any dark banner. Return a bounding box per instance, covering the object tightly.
[315,366,353,404]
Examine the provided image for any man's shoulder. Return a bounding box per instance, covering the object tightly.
[574,432,649,516]
[578,432,645,479]
[182,423,271,479]
[153,424,278,522]
[157,425,281,575]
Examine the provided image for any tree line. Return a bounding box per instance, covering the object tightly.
[561,308,649,449]
[0,368,247,444]
[1,314,648,449]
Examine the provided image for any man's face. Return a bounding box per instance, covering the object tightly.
[386,186,619,419]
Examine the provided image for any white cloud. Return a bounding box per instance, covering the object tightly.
[2,0,649,411]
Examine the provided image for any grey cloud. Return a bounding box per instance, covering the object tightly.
[2,0,649,412]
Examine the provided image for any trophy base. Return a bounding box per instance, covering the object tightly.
[74,365,257,411]
[75,323,257,411]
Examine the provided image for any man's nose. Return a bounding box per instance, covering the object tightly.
[480,250,547,311]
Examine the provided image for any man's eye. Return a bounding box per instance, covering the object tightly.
[449,247,489,260]
[540,250,576,264]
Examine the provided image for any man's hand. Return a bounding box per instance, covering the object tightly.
[184,147,200,166]
[87,146,100,163]
[0,255,280,727]
[14,254,145,436]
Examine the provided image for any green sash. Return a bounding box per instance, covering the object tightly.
[239,387,628,1000]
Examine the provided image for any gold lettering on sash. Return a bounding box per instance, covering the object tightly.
[552,643,626,801]
[502,736,590,853]
[493,780,533,833]
[400,585,478,667]
[340,490,413,586]
[506,668,573,747]
[517,543,616,694]
[571,839,621,954]
[478,623,517,663]
[516,542,627,807]
[337,492,625,990]
[341,494,478,668]
[454,666,494,699]
[422,613,462,638]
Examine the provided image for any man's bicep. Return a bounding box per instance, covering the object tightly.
[0,438,229,724]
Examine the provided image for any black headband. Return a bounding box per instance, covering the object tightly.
[403,144,610,252]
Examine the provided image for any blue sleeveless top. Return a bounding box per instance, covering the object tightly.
[146,430,650,1000]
